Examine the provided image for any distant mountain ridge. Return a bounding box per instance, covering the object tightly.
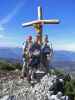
[0,47,22,63]
[53,50,75,61]
[0,47,75,62]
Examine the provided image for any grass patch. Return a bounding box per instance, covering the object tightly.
[0,60,22,71]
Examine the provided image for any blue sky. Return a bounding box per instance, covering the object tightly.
[0,0,75,51]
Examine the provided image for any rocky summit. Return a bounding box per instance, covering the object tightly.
[0,72,68,100]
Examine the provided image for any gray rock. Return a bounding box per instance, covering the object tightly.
[0,73,68,100]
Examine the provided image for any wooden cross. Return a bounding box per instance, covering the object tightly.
[22,6,60,44]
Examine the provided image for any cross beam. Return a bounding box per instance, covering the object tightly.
[22,6,60,43]
[22,19,60,27]
[22,6,60,27]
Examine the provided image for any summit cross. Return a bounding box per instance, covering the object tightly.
[22,6,60,43]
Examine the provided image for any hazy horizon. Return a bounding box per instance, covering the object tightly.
[0,46,75,52]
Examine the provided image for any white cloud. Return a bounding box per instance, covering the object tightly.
[0,1,24,25]
[0,25,4,31]
[0,1,25,41]
[53,43,75,51]
[0,34,4,38]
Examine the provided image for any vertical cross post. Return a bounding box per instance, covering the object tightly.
[38,6,42,20]
[37,6,43,44]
